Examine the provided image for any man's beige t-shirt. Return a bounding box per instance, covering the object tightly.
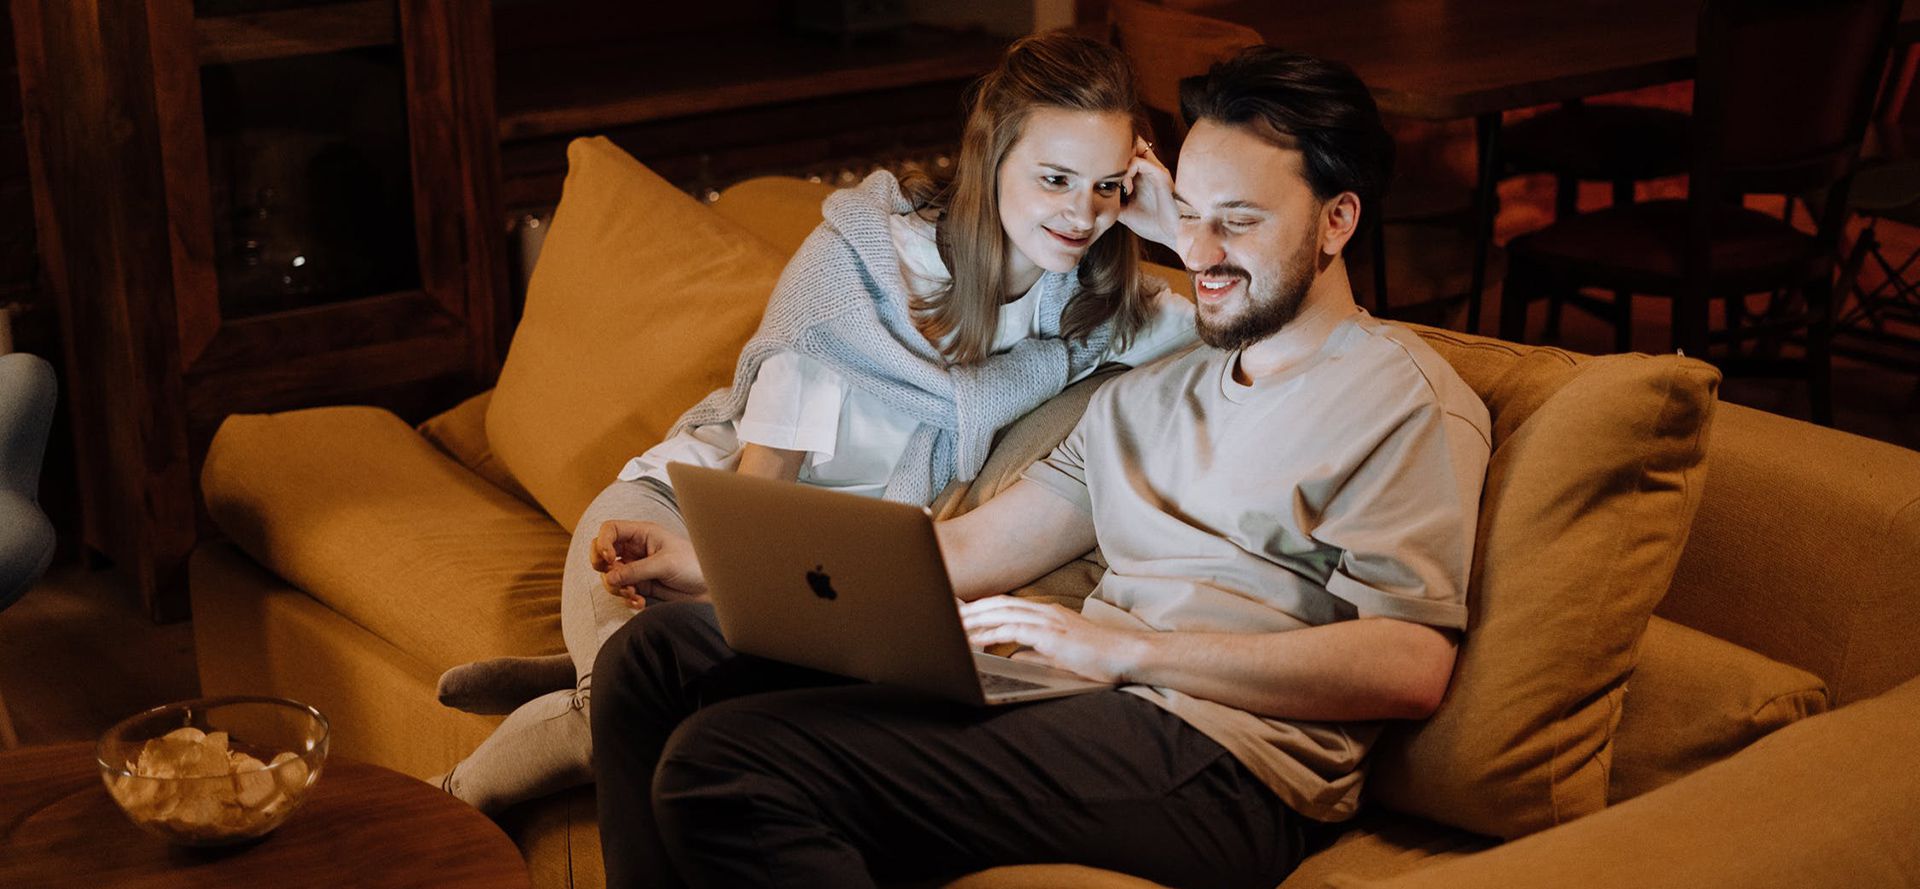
[1022,311,1491,822]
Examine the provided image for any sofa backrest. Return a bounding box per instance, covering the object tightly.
[1659,401,1920,704]
[709,174,1920,705]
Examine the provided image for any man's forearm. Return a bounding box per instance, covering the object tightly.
[1115,617,1458,723]
[937,479,1098,601]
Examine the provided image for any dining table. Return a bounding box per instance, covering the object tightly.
[1204,0,1920,332]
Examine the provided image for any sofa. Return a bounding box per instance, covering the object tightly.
[193,137,1920,889]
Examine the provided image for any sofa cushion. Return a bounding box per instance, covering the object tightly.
[1367,330,1721,840]
[710,175,838,256]
[418,390,536,506]
[1328,674,1920,889]
[203,406,570,673]
[1610,616,1829,802]
[487,137,787,531]
[1278,811,1494,888]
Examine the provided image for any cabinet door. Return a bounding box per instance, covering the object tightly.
[16,0,503,619]
[159,0,504,425]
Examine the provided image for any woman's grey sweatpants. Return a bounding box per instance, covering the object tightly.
[446,477,684,813]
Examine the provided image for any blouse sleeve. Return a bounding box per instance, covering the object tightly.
[736,351,849,459]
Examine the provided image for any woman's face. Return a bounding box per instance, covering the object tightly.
[996,108,1136,291]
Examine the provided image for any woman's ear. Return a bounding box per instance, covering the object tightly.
[1319,192,1362,258]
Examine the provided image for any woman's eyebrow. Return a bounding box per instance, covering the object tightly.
[1042,162,1130,180]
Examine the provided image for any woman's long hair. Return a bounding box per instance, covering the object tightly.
[899,31,1150,366]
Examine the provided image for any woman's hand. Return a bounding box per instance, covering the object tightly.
[959,596,1149,684]
[592,520,707,608]
[1118,136,1178,251]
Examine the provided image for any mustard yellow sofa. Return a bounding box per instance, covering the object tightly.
[193,140,1920,889]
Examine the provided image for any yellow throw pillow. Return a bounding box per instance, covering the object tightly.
[486,138,788,530]
[1369,333,1721,840]
[1609,617,1828,802]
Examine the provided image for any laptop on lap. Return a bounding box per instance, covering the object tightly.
[666,463,1113,706]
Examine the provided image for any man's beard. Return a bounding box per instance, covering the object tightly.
[1194,233,1317,351]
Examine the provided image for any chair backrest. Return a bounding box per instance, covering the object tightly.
[1869,42,1920,160]
[1683,0,1900,279]
[1108,0,1264,167]
[1692,0,1899,197]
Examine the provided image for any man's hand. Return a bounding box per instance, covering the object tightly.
[591,520,707,608]
[1117,136,1178,250]
[959,596,1146,684]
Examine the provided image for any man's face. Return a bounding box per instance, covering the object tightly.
[1172,119,1326,350]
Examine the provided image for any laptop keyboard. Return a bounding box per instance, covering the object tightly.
[979,672,1051,696]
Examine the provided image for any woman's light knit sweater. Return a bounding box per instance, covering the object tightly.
[666,171,1116,505]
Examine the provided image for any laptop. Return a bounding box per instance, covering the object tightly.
[667,463,1114,706]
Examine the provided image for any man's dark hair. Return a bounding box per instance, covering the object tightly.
[1179,47,1395,213]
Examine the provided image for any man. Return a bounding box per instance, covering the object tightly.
[589,47,1491,889]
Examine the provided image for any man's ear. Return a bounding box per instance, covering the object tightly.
[1319,192,1362,258]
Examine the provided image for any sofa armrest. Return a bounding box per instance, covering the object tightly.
[1326,673,1920,888]
[1661,402,1920,704]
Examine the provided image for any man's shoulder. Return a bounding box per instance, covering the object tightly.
[1342,316,1490,435]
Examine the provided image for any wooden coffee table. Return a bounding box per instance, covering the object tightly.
[0,742,533,888]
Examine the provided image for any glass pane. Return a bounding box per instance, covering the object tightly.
[201,46,420,319]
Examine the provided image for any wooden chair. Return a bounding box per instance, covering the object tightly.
[1832,44,1920,373]
[1500,0,1900,426]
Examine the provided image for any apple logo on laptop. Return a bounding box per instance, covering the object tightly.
[805,565,838,601]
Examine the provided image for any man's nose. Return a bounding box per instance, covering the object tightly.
[1180,227,1225,271]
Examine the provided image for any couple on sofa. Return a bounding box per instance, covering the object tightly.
[436,31,1491,889]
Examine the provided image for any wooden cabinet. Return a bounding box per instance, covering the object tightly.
[14,0,1008,621]
[13,0,507,620]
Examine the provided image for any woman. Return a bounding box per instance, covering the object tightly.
[434,30,1195,814]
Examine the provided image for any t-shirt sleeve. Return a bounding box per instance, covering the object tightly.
[1315,404,1489,631]
[1018,405,1096,515]
[736,351,847,459]
[1099,279,1199,371]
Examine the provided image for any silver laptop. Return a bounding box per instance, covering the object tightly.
[667,463,1114,706]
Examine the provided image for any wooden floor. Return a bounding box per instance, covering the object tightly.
[0,565,198,746]
[5,137,1919,750]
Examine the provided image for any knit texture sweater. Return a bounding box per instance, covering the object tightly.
[666,171,1115,505]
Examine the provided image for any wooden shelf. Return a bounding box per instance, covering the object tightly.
[495,25,1007,141]
[195,0,396,66]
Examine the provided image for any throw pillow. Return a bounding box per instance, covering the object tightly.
[486,137,787,530]
[1367,334,1721,840]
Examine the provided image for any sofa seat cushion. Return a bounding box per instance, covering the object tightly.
[203,406,570,673]
[1280,811,1495,888]
[1330,674,1920,889]
[1609,616,1829,802]
[1367,329,1721,840]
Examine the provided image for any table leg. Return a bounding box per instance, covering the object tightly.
[1468,112,1502,334]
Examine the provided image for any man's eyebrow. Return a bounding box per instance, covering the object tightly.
[1168,193,1271,213]
[1041,162,1130,180]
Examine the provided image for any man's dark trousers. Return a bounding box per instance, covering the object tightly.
[590,601,1308,889]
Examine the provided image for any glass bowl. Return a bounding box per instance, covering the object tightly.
[96,695,330,846]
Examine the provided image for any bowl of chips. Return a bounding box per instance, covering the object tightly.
[96,695,330,846]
